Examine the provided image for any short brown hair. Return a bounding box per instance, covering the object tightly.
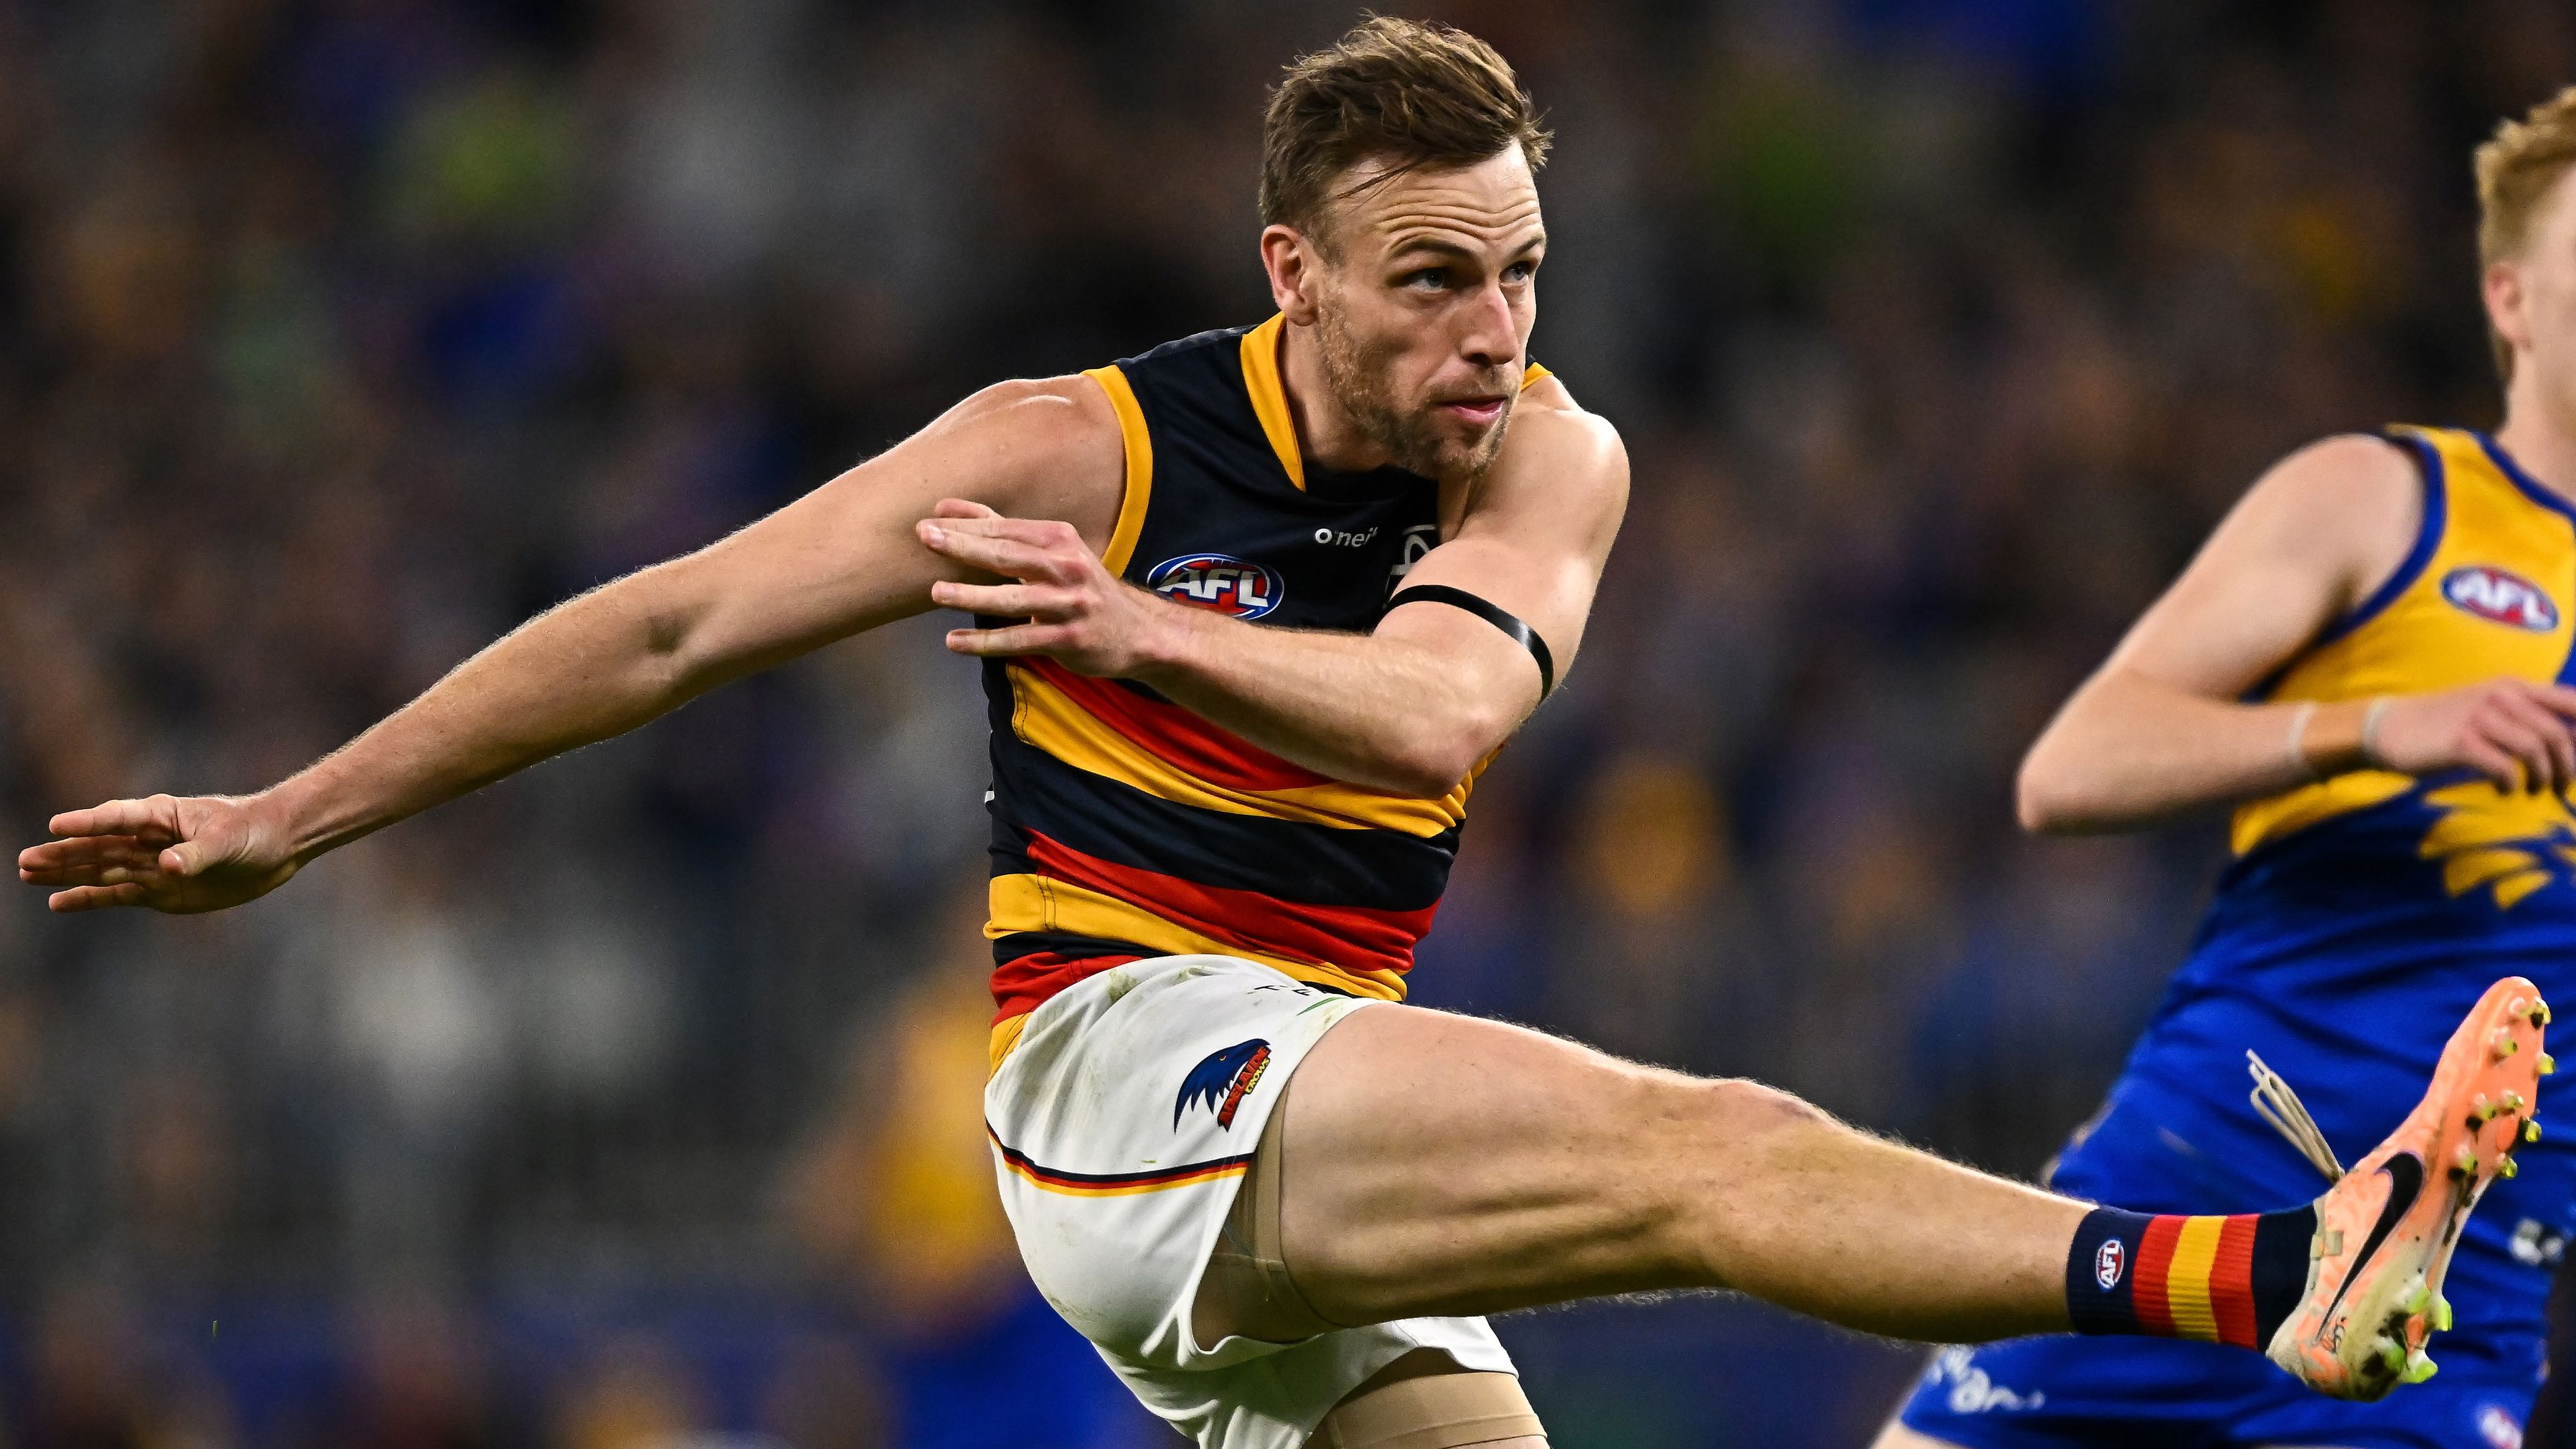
[1259,17,1551,248]
[2476,85,2576,380]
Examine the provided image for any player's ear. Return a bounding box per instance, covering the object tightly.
[1261,224,1324,325]
[2486,259,2533,359]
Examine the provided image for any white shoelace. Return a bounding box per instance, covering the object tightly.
[2249,1049,2346,1183]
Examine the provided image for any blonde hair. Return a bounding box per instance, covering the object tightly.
[2476,85,2576,381]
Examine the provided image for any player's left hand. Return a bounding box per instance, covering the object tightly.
[917,499,1178,675]
[18,792,302,913]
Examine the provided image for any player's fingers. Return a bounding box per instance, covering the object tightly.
[944,622,1066,657]
[2516,702,2575,793]
[927,512,1073,546]
[47,797,180,840]
[2537,683,2576,723]
[916,524,1066,583]
[2463,737,2530,794]
[47,882,148,913]
[19,835,150,872]
[18,836,164,881]
[2477,716,2553,792]
[159,838,227,878]
[2493,693,2575,792]
[931,497,1002,521]
[927,581,1075,617]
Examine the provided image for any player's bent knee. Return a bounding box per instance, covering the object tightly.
[1303,1350,1546,1449]
[1693,1074,1830,1139]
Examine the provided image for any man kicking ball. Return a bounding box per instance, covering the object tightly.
[19,20,2547,1449]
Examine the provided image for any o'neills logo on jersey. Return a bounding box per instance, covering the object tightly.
[1147,553,1282,620]
[2094,1238,2125,1290]
[2443,566,2559,632]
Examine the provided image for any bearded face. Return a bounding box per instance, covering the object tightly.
[1313,283,1519,480]
[1268,146,1543,484]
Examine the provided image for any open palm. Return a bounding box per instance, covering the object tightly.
[17,793,301,914]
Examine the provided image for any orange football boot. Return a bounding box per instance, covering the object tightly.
[2265,976,2550,1399]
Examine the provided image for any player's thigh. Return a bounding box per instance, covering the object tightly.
[1271,1001,1806,1323]
[1300,1349,1546,1449]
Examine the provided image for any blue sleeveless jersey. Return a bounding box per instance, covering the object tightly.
[2055,426,2576,1389]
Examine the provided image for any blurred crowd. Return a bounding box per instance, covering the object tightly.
[2,1,2572,1445]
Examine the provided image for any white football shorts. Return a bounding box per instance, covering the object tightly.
[984,952,1516,1448]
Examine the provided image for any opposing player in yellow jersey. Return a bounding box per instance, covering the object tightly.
[17,20,2548,1449]
[1890,88,2576,1449]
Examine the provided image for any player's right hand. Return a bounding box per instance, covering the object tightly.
[2370,678,2576,794]
[17,793,302,914]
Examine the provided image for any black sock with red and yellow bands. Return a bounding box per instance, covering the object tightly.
[2066,1206,2317,1348]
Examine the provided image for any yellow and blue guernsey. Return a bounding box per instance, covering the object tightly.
[1904,427,2576,1444]
[982,318,1551,1071]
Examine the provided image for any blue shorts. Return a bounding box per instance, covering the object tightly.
[1896,1337,2534,1449]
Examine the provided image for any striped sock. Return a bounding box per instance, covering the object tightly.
[2066,1206,2317,1349]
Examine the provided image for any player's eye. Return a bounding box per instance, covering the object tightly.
[1503,260,1537,283]
[1400,268,1447,291]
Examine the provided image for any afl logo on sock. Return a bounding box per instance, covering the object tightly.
[2095,1239,2125,1290]
[2443,565,2559,632]
[1147,553,1282,620]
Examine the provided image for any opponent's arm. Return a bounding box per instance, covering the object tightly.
[919,383,1628,797]
[2018,434,2576,833]
[19,379,1126,912]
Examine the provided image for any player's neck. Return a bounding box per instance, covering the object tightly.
[1275,319,1400,476]
[2493,375,2576,507]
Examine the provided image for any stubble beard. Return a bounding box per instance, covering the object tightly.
[1315,301,1513,482]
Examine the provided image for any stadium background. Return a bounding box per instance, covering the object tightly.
[1,1,2571,1445]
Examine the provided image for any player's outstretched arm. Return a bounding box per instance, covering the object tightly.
[920,382,1627,797]
[18,379,1126,914]
[2018,433,2576,833]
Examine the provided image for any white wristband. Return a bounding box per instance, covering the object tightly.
[2285,701,2321,783]
[2359,696,2394,769]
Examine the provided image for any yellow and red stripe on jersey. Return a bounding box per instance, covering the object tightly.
[986,840,1431,1015]
[1007,657,1474,835]
[984,653,1465,1046]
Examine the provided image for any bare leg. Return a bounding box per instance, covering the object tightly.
[1297,1351,1545,1449]
[1229,1003,2083,1342]
[1868,1427,1970,1449]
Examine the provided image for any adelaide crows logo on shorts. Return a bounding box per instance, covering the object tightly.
[1175,1038,1272,1129]
[2443,565,2560,632]
[1147,553,1282,620]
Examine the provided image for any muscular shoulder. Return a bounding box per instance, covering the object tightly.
[1462,375,1630,548]
[930,375,1127,553]
[2230,433,2425,606]
[941,375,1123,465]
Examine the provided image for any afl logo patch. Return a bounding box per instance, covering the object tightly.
[1147,553,1282,620]
[2443,566,2560,632]
[2094,1238,2125,1290]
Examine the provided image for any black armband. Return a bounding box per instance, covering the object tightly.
[1385,584,1555,699]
